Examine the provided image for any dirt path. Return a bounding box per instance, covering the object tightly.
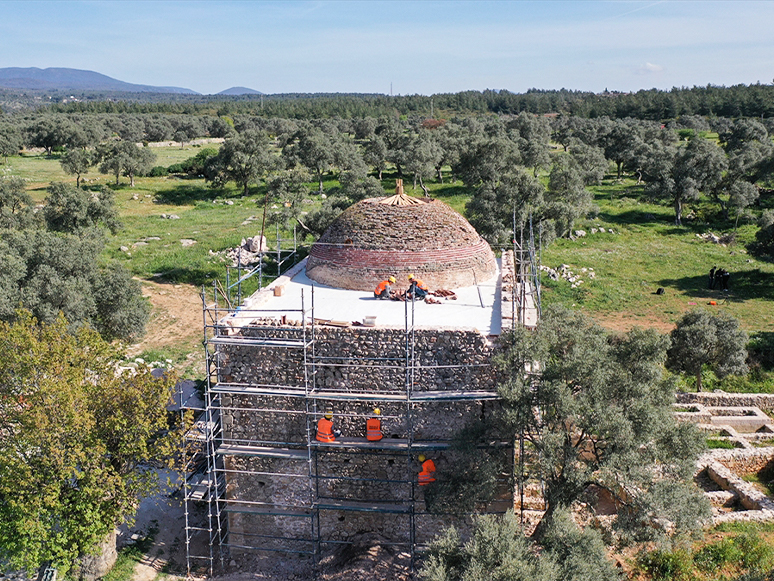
[116,471,188,581]
[128,280,205,377]
[590,311,675,334]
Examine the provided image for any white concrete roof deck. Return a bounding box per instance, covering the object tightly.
[233,257,506,336]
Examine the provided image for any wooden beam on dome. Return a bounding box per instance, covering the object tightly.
[378,193,428,206]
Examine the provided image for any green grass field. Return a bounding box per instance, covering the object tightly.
[4,145,774,340]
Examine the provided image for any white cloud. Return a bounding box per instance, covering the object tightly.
[637,62,664,75]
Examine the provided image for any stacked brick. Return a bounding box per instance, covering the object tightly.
[306,197,497,291]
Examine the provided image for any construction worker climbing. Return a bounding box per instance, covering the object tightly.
[374,276,396,300]
[417,454,436,485]
[406,274,429,300]
[366,408,383,441]
[316,412,336,443]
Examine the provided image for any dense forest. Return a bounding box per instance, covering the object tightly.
[2,82,774,120]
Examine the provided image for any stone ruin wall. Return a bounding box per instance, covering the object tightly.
[219,326,498,394]
[216,324,505,551]
[677,392,774,411]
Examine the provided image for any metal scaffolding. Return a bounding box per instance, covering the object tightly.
[181,241,540,577]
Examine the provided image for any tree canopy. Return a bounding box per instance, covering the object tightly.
[496,305,710,540]
[420,509,619,581]
[0,313,179,574]
[666,309,749,391]
[98,140,156,186]
[205,129,278,195]
[0,180,148,341]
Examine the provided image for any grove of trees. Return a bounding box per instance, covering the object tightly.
[0,176,149,341]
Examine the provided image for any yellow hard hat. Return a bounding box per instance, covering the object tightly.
[418,454,426,462]
[388,276,396,283]
[373,408,381,415]
[408,273,415,280]
[324,412,333,419]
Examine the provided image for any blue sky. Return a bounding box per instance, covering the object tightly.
[1,1,772,95]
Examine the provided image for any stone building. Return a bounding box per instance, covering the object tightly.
[184,191,539,573]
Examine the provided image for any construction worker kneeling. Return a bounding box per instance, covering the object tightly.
[418,454,436,485]
[316,412,338,443]
[366,408,383,441]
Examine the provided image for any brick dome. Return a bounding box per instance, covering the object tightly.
[306,195,497,291]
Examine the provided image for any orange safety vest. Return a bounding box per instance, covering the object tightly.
[374,280,391,295]
[316,417,335,442]
[414,279,429,291]
[366,417,383,441]
[418,459,436,485]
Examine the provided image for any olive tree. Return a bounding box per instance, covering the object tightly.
[420,509,619,581]
[0,177,37,230]
[667,309,748,391]
[206,129,278,196]
[497,305,709,539]
[43,182,120,235]
[98,140,157,186]
[59,149,94,188]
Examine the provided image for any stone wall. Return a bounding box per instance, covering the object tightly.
[219,326,497,394]
[217,322,508,553]
[677,392,774,411]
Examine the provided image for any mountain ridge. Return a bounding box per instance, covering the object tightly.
[0,67,199,94]
[218,86,262,95]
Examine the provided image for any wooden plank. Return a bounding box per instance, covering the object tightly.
[411,390,500,401]
[308,390,407,402]
[222,504,313,517]
[317,500,411,514]
[310,438,449,451]
[212,383,307,397]
[217,444,308,459]
[209,336,306,348]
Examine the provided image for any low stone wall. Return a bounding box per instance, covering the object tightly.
[677,392,774,411]
[698,448,774,524]
[704,448,774,476]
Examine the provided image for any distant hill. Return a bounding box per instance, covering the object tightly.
[0,67,198,94]
[217,86,262,96]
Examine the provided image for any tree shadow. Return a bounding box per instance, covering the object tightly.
[749,331,774,370]
[153,184,222,205]
[596,209,668,225]
[430,184,470,198]
[657,268,774,302]
[149,266,221,286]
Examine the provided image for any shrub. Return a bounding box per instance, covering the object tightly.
[693,538,742,572]
[638,548,692,581]
[734,532,774,571]
[149,165,168,177]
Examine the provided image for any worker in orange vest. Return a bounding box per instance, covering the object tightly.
[374,276,396,300]
[417,454,436,485]
[316,411,336,443]
[407,274,429,300]
[366,408,383,441]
